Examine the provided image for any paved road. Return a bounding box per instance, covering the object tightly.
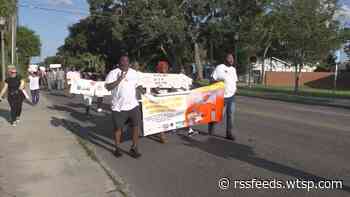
[45,91,350,197]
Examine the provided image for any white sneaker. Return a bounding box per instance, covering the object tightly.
[11,122,17,127]
[97,108,103,113]
[188,128,199,136]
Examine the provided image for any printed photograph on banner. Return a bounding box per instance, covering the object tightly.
[185,88,224,127]
[141,82,225,136]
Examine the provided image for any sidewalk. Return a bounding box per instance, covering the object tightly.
[0,93,122,197]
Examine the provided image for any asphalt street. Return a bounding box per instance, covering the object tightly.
[45,91,350,197]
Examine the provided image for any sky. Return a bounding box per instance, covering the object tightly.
[19,0,89,63]
[19,0,350,63]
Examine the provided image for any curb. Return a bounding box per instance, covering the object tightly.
[76,137,136,197]
[42,92,135,197]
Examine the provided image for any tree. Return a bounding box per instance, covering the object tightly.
[43,56,62,66]
[0,0,16,17]
[123,0,187,71]
[16,26,41,71]
[272,0,343,93]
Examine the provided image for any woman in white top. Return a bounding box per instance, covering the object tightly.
[29,72,40,105]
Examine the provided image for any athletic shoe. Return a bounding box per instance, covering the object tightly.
[188,128,199,136]
[11,122,17,127]
[114,148,123,158]
[129,147,142,158]
[97,108,103,113]
[226,135,236,141]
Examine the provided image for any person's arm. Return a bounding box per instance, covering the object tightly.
[210,66,221,83]
[0,83,8,100]
[19,79,25,90]
[105,71,126,91]
[233,68,238,83]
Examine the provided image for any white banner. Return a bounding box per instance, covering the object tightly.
[28,64,38,72]
[138,73,192,90]
[94,81,111,97]
[49,64,62,69]
[70,79,95,96]
[70,79,111,97]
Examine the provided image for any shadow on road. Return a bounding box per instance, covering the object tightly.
[48,103,135,155]
[0,108,9,122]
[47,100,350,193]
[179,134,350,193]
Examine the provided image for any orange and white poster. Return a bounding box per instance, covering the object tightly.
[141,82,224,136]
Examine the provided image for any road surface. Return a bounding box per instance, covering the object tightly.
[45,91,350,197]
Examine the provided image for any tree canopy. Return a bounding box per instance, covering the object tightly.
[16,26,41,71]
[54,0,348,87]
[0,0,16,17]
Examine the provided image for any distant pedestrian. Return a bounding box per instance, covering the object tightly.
[208,52,238,141]
[29,72,40,105]
[47,69,56,91]
[57,68,65,90]
[105,55,142,158]
[0,66,25,126]
[39,67,48,89]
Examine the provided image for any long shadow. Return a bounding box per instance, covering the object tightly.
[48,104,135,155]
[47,101,350,193]
[48,91,68,98]
[0,108,9,123]
[178,134,350,193]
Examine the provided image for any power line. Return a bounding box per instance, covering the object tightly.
[20,0,89,12]
[18,3,121,19]
[19,3,88,15]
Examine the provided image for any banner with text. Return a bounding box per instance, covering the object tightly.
[70,79,111,97]
[141,82,225,136]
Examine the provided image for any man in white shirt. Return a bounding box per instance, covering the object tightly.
[29,72,40,105]
[105,55,142,158]
[209,53,238,141]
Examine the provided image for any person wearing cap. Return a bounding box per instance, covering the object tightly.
[0,66,25,126]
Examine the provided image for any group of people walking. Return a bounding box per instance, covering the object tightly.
[46,68,66,91]
[104,52,238,158]
[0,52,238,159]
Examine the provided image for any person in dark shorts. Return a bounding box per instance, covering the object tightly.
[105,55,142,158]
[0,66,25,126]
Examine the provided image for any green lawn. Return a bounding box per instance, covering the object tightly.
[238,85,350,100]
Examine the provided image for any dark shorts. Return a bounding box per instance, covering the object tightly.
[112,107,141,129]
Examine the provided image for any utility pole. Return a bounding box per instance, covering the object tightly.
[1,30,5,81]
[0,17,6,81]
[11,9,17,65]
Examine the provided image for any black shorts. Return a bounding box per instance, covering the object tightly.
[112,107,141,129]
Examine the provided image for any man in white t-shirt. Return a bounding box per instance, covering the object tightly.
[29,72,40,105]
[105,55,142,158]
[208,52,238,141]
